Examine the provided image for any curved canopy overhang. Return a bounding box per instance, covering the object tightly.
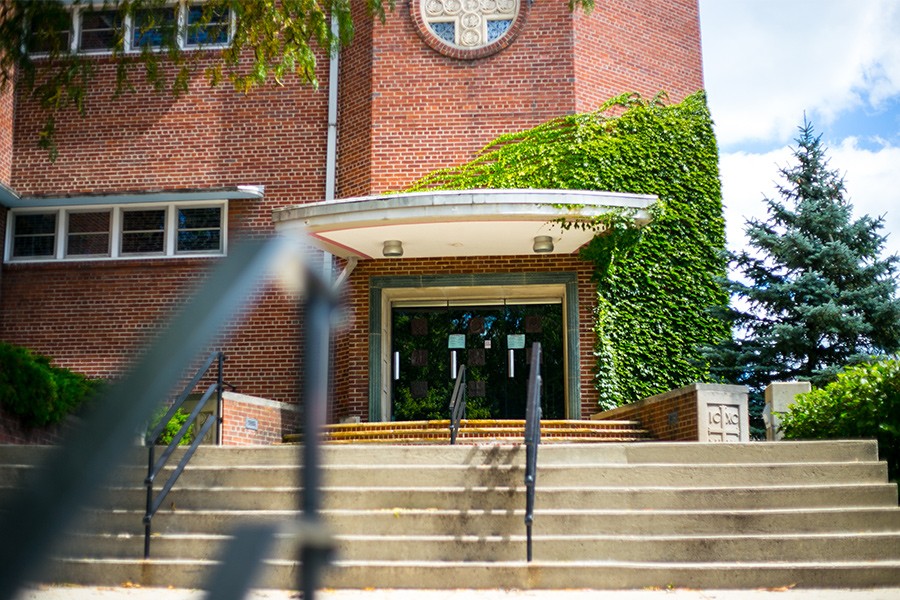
[272,188,657,259]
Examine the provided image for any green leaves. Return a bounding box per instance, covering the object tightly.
[781,358,900,479]
[407,92,730,408]
[0,342,101,427]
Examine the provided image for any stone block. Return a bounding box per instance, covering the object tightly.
[764,381,811,441]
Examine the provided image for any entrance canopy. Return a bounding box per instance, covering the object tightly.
[272,189,656,259]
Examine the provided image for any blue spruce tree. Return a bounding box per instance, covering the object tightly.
[710,121,900,431]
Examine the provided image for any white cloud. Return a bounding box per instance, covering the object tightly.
[700,0,900,147]
[832,138,900,259]
[720,139,900,261]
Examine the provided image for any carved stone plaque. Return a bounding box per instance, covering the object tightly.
[706,403,741,442]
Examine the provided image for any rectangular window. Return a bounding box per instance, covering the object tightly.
[122,209,166,255]
[6,201,226,262]
[177,206,222,253]
[79,9,122,52]
[131,7,178,49]
[13,213,57,258]
[185,4,232,46]
[27,8,72,55]
[67,211,111,257]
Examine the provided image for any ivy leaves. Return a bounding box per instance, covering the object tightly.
[408,92,730,408]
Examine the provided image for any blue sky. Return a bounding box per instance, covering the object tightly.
[699,0,900,261]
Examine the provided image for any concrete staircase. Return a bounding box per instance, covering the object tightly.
[1,441,899,590]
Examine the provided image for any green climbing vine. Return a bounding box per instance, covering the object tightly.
[407,91,730,409]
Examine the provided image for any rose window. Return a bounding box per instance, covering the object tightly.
[421,0,519,50]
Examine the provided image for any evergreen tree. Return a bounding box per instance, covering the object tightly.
[710,120,900,407]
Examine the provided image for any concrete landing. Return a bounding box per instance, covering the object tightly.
[13,586,900,600]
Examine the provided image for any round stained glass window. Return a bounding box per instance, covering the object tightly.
[413,0,525,59]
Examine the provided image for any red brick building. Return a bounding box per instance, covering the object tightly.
[0,0,703,443]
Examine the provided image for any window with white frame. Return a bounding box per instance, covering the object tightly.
[184,4,232,47]
[131,6,179,50]
[78,9,122,53]
[66,210,112,257]
[12,213,57,259]
[25,7,72,55]
[29,2,233,56]
[6,202,227,262]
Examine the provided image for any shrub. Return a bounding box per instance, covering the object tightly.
[149,407,195,446]
[0,342,100,427]
[780,359,900,480]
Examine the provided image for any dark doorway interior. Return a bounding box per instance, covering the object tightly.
[390,303,564,421]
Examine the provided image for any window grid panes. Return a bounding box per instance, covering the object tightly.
[132,8,178,49]
[27,9,72,55]
[177,206,222,253]
[429,22,455,44]
[13,213,57,258]
[185,5,232,46]
[6,203,225,262]
[79,10,122,52]
[67,211,111,257]
[122,209,167,255]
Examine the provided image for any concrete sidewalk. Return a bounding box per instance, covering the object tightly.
[13,587,900,600]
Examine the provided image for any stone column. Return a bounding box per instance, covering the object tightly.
[764,381,811,441]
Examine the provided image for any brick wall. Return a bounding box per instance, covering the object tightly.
[0,78,13,187]
[0,405,68,445]
[3,54,328,404]
[595,386,700,441]
[220,391,299,446]
[332,253,599,422]
[572,0,704,112]
[361,0,578,193]
[592,383,749,442]
[336,0,376,199]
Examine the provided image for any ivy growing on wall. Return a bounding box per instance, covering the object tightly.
[408,91,730,409]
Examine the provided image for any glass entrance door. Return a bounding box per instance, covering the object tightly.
[390,303,564,421]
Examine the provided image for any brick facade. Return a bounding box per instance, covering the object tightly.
[0,78,12,187]
[1,1,703,444]
[572,0,703,112]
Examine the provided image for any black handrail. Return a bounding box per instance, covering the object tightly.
[524,342,542,562]
[143,350,225,559]
[449,365,467,445]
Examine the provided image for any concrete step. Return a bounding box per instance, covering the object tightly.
[61,531,900,563]
[0,440,882,468]
[55,481,896,512]
[72,506,900,537]
[41,557,900,590]
[125,461,887,489]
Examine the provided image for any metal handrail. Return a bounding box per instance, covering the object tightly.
[449,365,467,445]
[143,350,225,559]
[524,342,542,562]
